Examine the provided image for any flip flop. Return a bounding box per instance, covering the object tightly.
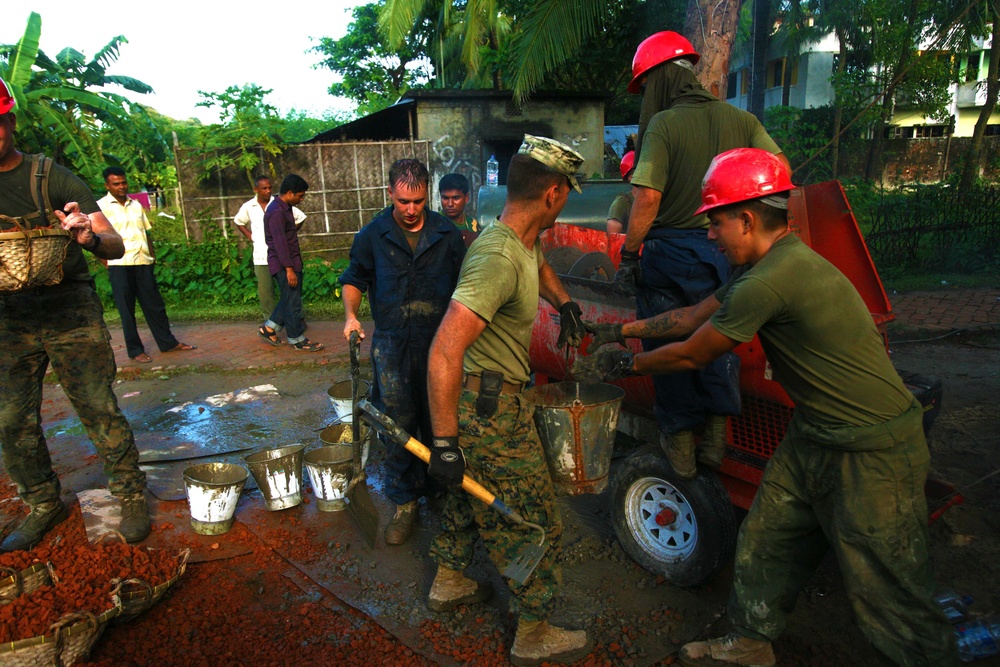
[292,339,324,352]
[131,353,153,363]
[258,325,284,346]
[167,342,197,352]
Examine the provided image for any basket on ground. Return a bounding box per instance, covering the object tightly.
[0,215,72,293]
[95,532,192,625]
[0,562,55,604]
[0,592,121,666]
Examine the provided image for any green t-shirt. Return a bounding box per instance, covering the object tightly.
[452,221,542,384]
[631,101,781,230]
[711,234,913,429]
[452,215,479,233]
[0,154,98,283]
[607,190,634,230]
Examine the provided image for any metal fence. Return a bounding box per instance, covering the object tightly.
[864,186,1000,271]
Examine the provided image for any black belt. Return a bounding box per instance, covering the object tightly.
[463,373,523,395]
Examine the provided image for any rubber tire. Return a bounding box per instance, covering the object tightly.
[610,444,738,587]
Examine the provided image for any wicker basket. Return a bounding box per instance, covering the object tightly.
[0,594,121,667]
[94,532,191,625]
[0,215,72,293]
[0,563,55,604]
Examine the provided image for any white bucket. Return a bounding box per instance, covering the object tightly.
[244,444,305,511]
[303,446,353,512]
[183,462,249,534]
[327,380,371,422]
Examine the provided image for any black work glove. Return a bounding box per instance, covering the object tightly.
[614,249,641,297]
[588,322,626,349]
[573,349,636,384]
[557,301,588,349]
[428,436,465,489]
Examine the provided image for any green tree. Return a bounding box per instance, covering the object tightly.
[312,2,434,111]
[952,0,999,189]
[0,11,159,187]
[192,84,286,185]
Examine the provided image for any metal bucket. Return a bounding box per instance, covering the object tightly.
[327,380,371,422]
[303,446,353,512]
[183,462,249,535]
[320,422,370,468]
[524,381,625,495]
[244,444,305,510]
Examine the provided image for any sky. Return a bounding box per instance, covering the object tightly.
[5,1,368,124]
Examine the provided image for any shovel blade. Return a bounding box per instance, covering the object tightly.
[347,475,379,548]
[502,544,546,585]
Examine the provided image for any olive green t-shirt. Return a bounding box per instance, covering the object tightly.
[0,154,98,283]
[631,101,780,230]
[711,234,913,429]
[607,190,634,230]
[451,221,543,384]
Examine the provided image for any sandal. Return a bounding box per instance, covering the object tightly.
[131,353,153,363]
[166,342,197,352]
[292,339,324,352]
[258,325,284,346]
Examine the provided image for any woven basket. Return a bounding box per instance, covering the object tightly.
[95,532,191,625]
[0,592,121,667]
[0,215,72,293]
[0,563,55,604]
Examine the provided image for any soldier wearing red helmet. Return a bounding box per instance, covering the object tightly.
[609,30,790,483]
[577,149,957,667]
[606,150,635,234]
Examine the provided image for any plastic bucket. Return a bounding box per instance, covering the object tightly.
[327,380,371,422]
[244,444,305,510]
[183,462,249,535]
[303,446,354,512]
[524,382,625,495]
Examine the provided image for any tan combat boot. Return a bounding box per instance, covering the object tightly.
[384,500,418,545]
[119,493,151,543]
[661,430,696,479]
[510,618,593,667]
[427,565,494,612]
[698,415,729,470]
[0,500,69,552]
[679,632,776,667]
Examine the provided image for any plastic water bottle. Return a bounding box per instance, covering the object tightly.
[935,590,974,623]
[486,155,498,187]
[955,617,1000,662]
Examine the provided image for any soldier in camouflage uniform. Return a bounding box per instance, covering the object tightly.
[577,148,956,667]
[424,135,593,667]
[0,78,150,551]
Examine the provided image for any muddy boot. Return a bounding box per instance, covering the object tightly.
[427,565,494,612]
[384,500,418,545]
[679,632,776,667]
[119,493,151,543]
[661,430,696,480]
[0,500,69,552]
[698,415,728,471]
[510,619,593,667]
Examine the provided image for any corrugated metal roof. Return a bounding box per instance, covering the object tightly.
[605,125,637,157]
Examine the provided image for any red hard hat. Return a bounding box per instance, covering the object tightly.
[619,151,635,179]
[628,31,700,94]
[0,77,14,115]
[696,148,794,215]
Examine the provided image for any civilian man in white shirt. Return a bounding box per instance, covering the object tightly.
[233,175,306,317]
[98,167,196,363]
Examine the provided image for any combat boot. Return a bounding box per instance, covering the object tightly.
[679,632,776,667]
[662,430,696,479]
[384,500,418,545]
[510,619,593,667]
[698,415,729,470]
[0,500,69,552]
[427,565,494,611]
[119,493,151,543]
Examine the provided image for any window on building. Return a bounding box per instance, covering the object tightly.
[766,58,799,89]
[984,124,1000,136]
[913,125,948,138]
[964,53,982,82]
[727,71,738,99]
[884,125,914,139]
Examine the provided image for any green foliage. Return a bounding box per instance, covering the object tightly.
[764,105,839,183]
[282,108,355,143]
[192,84,285,186]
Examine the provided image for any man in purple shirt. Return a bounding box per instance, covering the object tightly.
[258,174,324,351]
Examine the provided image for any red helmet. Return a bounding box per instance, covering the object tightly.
[696,148,794,215]
[628,31,700,94]
[0,77,14,115]
[619,151,635,179]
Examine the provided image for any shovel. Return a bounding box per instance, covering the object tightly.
[357,399,546,585]
[344,331,379,547]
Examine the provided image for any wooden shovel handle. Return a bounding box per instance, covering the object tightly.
[402,437,499,507]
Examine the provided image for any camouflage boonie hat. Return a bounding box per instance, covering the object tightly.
[517,134,585,194]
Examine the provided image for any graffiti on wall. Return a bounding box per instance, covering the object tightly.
[432,134,484,213]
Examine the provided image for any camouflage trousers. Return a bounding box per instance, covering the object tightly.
[729,403,957,666]
[430,390,563,622]
[0,281,145,506]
